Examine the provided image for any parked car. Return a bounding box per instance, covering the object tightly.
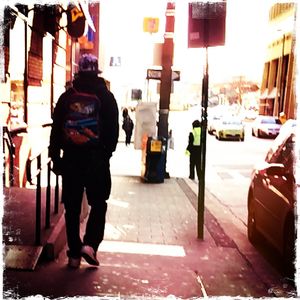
[247,126,296,274]
[214,117,245,141]
[278,119,296,135]
[251,115,282,138]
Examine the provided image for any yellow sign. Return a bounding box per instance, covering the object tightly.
[150,140,162,152]
[71,7,84,23]
[143,17,159,33]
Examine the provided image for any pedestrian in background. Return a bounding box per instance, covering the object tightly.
[122,107,134,146]
[279,112,287,124]
[49,54,119,268]
[186,119,201,180]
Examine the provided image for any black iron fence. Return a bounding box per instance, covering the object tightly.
[2,125,29,186]
[3,123,60,246]
[26,146,61,245]
[2,126,16,186]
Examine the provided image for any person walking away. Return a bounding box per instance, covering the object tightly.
[122,108,134,146]
[122,107,128,119]
[49,54,119,268]
[186,119,201,180]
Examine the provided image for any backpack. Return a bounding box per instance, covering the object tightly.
[63,88,102,147]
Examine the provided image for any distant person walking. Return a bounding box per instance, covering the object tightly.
[186,119,201,180]
[122,107,134,146]
[49,54,119,268]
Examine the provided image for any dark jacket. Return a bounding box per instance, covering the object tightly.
[49,74,119,163]
[122,115,134,133]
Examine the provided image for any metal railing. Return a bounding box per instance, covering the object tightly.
[26,146,61,245]
[2,126,15,186]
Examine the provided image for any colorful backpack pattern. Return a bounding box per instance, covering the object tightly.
[63,88,101,147]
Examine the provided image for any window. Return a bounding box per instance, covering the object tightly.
[268,133,295,172]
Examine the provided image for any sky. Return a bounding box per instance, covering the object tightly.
[1,0,284,86]
[175,0,272,84]
[100,0,275,87]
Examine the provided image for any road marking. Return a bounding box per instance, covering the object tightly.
[230,170,250,182]
[99,240,186,257]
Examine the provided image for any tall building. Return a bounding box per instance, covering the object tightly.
[259,3,296,119]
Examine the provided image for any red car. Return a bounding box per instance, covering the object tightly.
[247,125,296,275]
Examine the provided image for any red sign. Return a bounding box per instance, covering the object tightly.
[188,2,226,48]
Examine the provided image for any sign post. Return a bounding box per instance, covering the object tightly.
[188,1,226,239]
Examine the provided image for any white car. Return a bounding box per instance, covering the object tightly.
[251,115,282,138]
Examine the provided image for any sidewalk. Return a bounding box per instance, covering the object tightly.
[4,176,296,299]
[3,162,294,298]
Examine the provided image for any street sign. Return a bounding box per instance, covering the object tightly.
[147,69,180,81]
[171,70,180,81]
[147,69,162,80]
[188,2,226,48]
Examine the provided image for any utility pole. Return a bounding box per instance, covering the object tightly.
[158,2,175,177]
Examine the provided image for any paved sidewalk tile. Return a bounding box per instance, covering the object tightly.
[105,176,204,246]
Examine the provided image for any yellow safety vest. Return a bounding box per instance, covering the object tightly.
[192,127,201,146]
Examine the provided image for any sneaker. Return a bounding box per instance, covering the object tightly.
[68,257,81,268]
[81,245,99,266]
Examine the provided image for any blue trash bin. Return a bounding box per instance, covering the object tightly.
[143,136,166,183]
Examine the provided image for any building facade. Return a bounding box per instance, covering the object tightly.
[259,3,296,119]
[1,2,99,187]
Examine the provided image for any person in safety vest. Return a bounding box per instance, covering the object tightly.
[186,119,201,180]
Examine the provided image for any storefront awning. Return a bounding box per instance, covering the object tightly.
[259,88,268,99]
[267,87,278,99]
